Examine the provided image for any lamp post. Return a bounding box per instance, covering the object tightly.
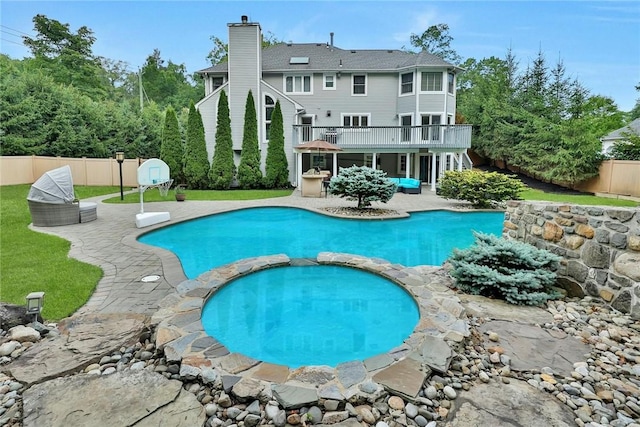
[116,151,125,200]
[26,292,45,324]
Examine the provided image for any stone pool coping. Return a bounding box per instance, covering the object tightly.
[151,252,471,402]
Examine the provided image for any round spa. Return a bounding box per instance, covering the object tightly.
[200,264,420,368]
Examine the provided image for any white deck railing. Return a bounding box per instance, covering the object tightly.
[293,124,472,149]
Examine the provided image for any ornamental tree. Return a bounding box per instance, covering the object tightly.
[237,90,263,188]
[160,105,183,183]
[263,100,289,188]
[183,101,210,189]
[329,165,397,208]
[438,170,525,208]
[209,90,235,189]
[447,232,562,306]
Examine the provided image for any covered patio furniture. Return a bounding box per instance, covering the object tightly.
[27,165,97,226]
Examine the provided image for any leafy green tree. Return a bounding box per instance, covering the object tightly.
[448,232,562,306]
[160,106,184,183]
[609,132,640,160]
[23,14,107,99]
[207,31,282,66]
[237,90,263,188]
[263,100,289,188]
[329,166,397,208]
[140,49,203,110]
[630,83,640,120]
[438,170,525,208]
[409,24,462,64]
[209,91,235,189]
[183,102,210,189]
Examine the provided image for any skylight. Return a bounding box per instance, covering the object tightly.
[290,57,309,64]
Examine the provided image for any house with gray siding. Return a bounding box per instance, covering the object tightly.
[196,16,472,190]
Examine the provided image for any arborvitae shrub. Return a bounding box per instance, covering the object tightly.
[209,91,235,189]
[237,90,263,188]
[447,232,562,306]
[329,165,397,208]
[183,101,210,189]
[263,100,289,188]
[160,106,183,183]
[438,170,525,208]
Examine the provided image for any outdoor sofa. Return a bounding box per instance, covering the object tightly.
[388,177,422,194]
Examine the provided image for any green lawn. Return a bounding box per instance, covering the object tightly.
[0,185,120,321]
[103,187,294,203]
[1,185,292,321]
[520,188,638,207]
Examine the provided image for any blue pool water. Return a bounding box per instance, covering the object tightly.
[201,265,420,367]
[138,207,504,279]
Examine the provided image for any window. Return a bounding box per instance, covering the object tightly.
[301,116,313,142]
[400,72,413,94]
[448,72,455,94]
[421,72,442,92]
[421,114,442,141]
[212,77,224,90]
[400,115,412,142]
[343,114,369,127]
[323,74,336,90]
[352,74,367,95]
[264,95,275,140]
[285,75,312,94]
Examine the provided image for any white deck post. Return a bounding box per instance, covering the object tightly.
[430,153,437,191]
[405,153,411,179]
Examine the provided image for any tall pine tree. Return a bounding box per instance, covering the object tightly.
[160,106,183,183]
[263,100,289,188]
[183,101,210,189]
[209,91,235,189]
[237,90,263,188]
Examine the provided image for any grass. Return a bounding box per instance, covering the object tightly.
[520,188,638,207]
[1,184,292,321]
[103,187,294,203]
[0,185,120,321]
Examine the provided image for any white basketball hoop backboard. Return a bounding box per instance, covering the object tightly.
[137,158,170,187]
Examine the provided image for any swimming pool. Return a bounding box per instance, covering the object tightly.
[201,264,420,367]
[138,207,504,278]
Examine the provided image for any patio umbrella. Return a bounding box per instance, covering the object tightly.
[294,139,342,152]
[295,139,342,170]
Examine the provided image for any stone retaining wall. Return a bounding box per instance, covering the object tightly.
[503,201,640,318]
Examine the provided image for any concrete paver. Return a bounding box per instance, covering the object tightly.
[32,188,472,316]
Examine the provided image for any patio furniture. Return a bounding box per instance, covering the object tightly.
[388,177,422,194]
[27,165,97,226]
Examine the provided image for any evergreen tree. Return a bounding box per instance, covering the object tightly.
[160,106,183,183]
[329,166,397,208]
[237,90,263,188]
[263,100,289,188]
[183,101,210,189]
[209,91,235,189]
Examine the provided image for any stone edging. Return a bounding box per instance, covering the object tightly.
[152,253,469,402]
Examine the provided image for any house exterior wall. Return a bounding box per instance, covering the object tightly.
[196,89,224,160]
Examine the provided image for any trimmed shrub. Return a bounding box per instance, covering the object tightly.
[447,232,562,306]
[329,165,397,208]
[160,106,183,183]
[237,90,263,188]
[263,100,290,188]
[438,170,525,208]
[183,101,210,189]
[209,91,235,189]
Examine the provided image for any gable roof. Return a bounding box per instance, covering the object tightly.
[602,118,640,141]
[198,43,457,74]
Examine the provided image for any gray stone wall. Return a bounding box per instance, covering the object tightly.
[503,201,640,319]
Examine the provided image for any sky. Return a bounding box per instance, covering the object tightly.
[1,1,639,111]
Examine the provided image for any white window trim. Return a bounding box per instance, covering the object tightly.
[351,74,367,96]
[419,71,445,93]
[447,72,455,95]
[283,74,314,95]
[399,114,413,142]
[420,112,443,141]
[399,71,414,96]
[263,93,276,143]
[397,154,407,174]
[323,74,336,91]
[341,113,371,131]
